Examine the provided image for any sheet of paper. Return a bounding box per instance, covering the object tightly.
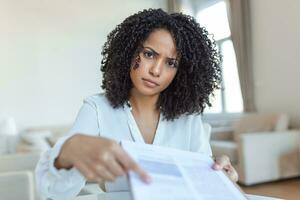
[122,141,247,200]
[176,155,246,200]
[128,154,199,200]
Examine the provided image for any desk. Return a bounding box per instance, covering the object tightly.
[75,192,282,200]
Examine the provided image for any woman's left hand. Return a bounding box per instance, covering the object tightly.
[212,155,238,182]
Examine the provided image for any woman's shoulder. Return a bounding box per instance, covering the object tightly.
[83,93,112,109]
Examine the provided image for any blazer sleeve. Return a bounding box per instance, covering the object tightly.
[35,96,100,200]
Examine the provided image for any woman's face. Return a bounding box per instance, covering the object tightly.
[130,29,178,97]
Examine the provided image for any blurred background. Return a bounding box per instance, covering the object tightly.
[0,0,300,200]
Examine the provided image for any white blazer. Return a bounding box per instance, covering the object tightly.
[35,94,212,200]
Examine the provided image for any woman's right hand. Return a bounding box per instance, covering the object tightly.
[54,134,151,183]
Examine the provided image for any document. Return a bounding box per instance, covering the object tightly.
[121,141,247,200]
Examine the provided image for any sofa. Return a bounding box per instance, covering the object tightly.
[0,171,34,200]
[0,152,41,200]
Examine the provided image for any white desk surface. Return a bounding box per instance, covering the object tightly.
[75,192,282,200]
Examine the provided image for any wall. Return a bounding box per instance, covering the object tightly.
[0,0,167,129]
[249,0,300,128]
[3,0,299,129]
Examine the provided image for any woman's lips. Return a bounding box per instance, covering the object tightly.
[142,78,159,88]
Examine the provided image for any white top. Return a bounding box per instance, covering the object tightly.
[35,94,212,200]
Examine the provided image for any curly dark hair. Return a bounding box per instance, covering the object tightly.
[101,8,222,120]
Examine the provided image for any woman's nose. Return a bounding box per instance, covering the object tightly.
[149,59,164,77]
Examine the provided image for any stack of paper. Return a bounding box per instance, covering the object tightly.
[121,141,247,200]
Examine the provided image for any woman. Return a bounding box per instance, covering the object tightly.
[35,8,238,200]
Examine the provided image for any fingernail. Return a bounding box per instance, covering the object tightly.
[213,164,221,170]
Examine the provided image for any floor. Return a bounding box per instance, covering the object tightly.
[240,178,300,200]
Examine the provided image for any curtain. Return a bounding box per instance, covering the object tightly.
[167,0,177,13]
[226,0,256,112]
[168,0,256,112]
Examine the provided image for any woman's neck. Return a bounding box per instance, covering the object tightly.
[129,90,159,114]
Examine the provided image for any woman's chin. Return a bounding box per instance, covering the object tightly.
[134,86,161,97]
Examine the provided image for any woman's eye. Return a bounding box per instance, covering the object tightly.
[167,60,178,68]
[143,51,154,58]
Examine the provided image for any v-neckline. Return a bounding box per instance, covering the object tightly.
[124,103,162,145]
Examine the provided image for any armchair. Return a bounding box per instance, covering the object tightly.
[210,113,300,185]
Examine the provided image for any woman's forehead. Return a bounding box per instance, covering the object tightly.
[142,29,178,59]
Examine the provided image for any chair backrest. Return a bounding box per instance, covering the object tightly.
[0,171,34,200]
[232,113,289,142]
[0,152,41,173]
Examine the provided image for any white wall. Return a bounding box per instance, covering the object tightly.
[249,0,300,128]
[4,0,299,130]
[0,0,167,129]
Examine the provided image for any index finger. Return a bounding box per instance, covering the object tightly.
[114,147,151,183]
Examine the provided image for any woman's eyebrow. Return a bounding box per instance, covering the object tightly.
[143,46,177,60]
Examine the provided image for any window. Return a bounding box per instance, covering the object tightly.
[178,0,244,114]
